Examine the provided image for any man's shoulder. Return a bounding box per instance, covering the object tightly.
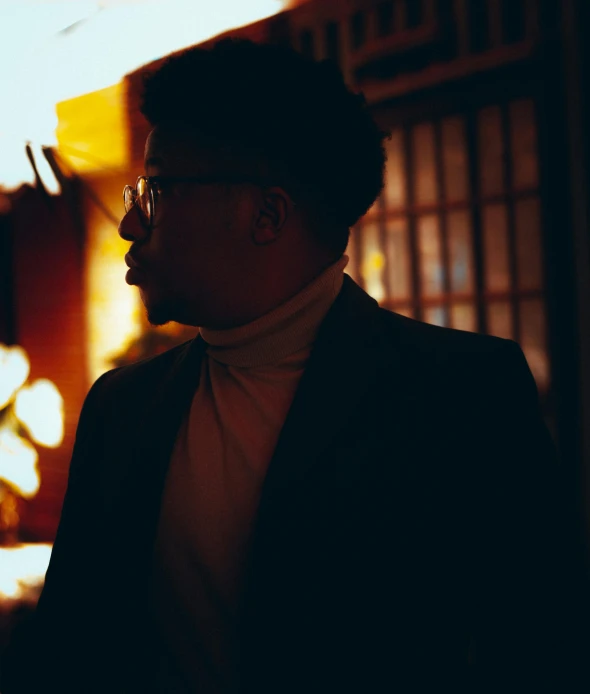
[374,307,531,405]
[90,338,194,396]
[374,308,538,425]
[377,306,517,361]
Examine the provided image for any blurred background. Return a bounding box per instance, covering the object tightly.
[0,0,589,643]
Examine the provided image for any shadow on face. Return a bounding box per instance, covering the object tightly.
[118,124,322,330]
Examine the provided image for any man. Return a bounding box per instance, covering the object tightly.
[2,38,589,693]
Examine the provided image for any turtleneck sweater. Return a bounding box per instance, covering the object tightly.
[149,255,349,693]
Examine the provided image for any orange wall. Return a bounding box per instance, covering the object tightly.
[10,185,87,541]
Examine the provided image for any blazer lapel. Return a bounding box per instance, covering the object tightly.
[113,277,408,685]
[116,277,404,573]
[256,275,401,519]
[106,333,210,684]
[112,335,208,565]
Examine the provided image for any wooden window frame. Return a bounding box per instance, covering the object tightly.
[354,88,547,380]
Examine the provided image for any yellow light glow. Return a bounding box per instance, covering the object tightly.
[0,543,52,601]
[0,344,30,409]
[56,83,129,174]
[14,379,65,449]
[86,205,143,381]
[0,429,40,499]
[361,250,386,303]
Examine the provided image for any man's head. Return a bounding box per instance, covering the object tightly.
[118,38,389,329]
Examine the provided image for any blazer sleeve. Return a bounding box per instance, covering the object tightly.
[0,369,116,694]
[471,340,590,692]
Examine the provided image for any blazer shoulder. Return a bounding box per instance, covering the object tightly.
[376,307,531,402]
[88,338,194,396]
[378,306,518,359]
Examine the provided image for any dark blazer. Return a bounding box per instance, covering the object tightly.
[2,276,589,693]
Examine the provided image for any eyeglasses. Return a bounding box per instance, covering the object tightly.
[123,174,294,231]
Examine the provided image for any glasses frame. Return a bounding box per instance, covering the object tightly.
[123,174,296,232]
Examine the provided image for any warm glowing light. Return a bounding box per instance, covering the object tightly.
[14,379,65,449]
[0,0,288,189]
[0,429,40,499]
[0,345,30,409]
[0,543,52,601]
[56,83,129,174]
[87,213,143,381]
[362,250,386,302]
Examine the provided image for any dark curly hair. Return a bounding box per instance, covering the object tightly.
[140,37,389,257]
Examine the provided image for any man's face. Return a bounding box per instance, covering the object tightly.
[118,124,257,328]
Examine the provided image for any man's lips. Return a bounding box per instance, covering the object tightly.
[124,253,145,285]
[124,252,141,269]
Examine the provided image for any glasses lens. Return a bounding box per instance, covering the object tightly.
[123,185,135,214]
[136,177,153,225]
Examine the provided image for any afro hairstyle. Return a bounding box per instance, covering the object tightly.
[140,37,390,257]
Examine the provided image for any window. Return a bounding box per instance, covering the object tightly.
[346,98,549,393]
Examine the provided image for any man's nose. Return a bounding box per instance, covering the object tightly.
[118,207,147,242]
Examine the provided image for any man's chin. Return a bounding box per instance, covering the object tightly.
[141,293,176,327]
[146,312,171,327]
[145,304,174,327]
[142,294,199,328]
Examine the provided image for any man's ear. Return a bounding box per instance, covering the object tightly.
[251,188,291,246]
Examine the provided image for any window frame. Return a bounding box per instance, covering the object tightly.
[348,71,551,398]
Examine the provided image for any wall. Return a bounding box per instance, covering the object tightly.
[8,185,87,541]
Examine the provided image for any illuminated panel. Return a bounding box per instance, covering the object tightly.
[55,82,129,174]
[56,83,141,383]
[82,174,143,383]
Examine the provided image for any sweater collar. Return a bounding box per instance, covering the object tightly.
[199,255,349,368]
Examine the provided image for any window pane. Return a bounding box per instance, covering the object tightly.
[360,222,386,302]
[515,196,543,291]
[394,306,415,319]
[510,99,539,190]
[478,106,505,196]
[384,217,411,300]
[447,210,474,293]
[519,298,550,392]
[412,122,438,205]
[365,195,382,219]
[424,306,448,327]
[487,301,513,339]
[451,303,476,332]
[417,215,444,296]
[482,204,511,292]
[442,116,469,202]
[384,129,406,209]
